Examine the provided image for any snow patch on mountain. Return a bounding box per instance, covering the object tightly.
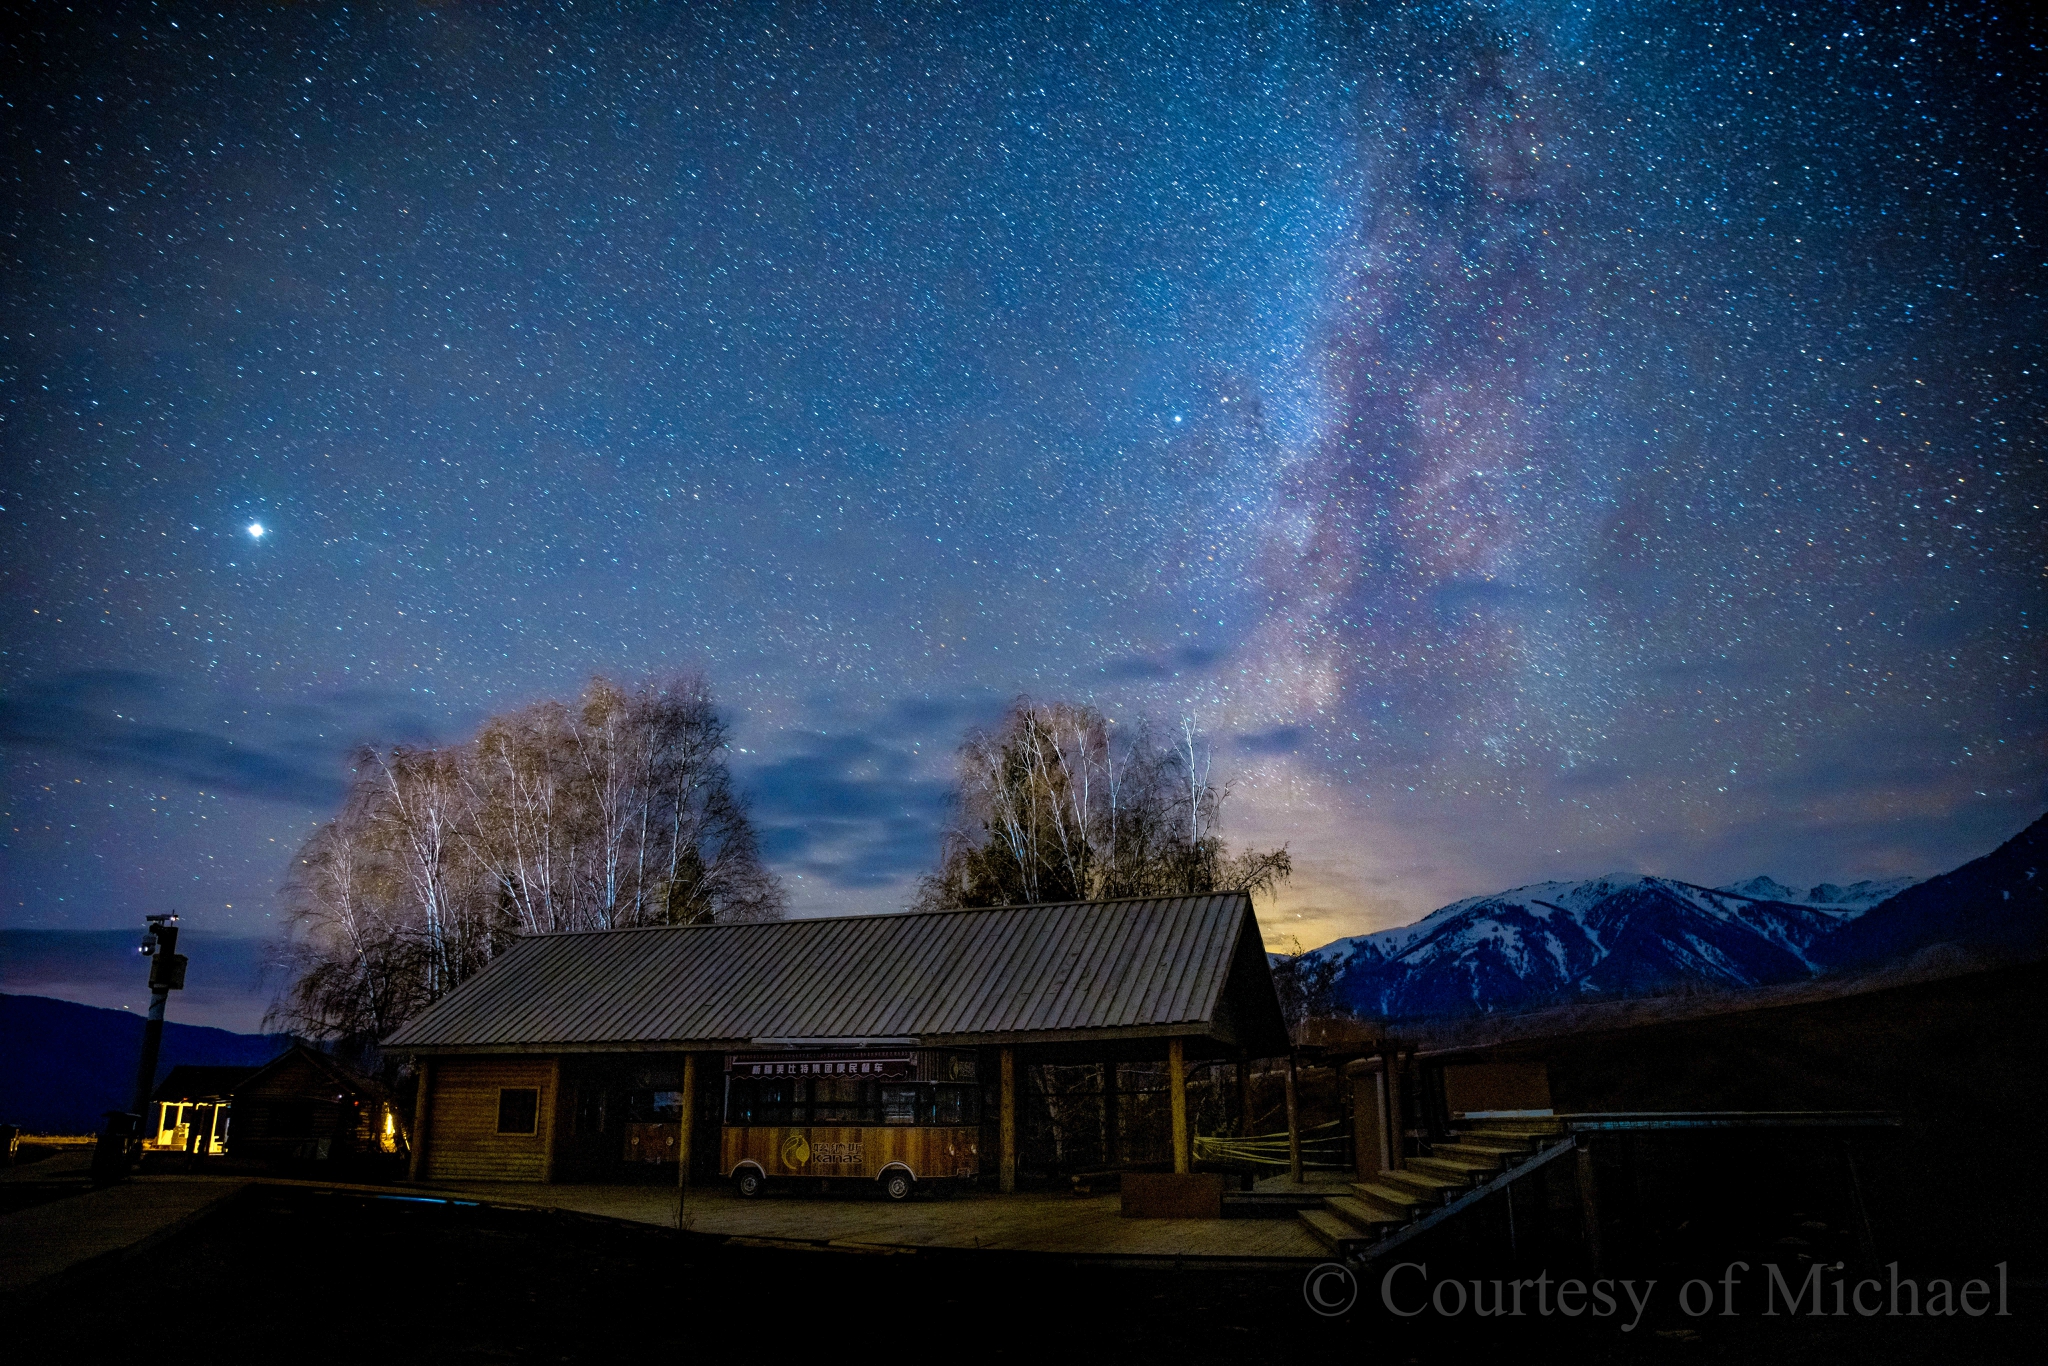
[1717,876,1917,914]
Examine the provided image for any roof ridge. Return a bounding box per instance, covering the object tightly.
[511,891,1253,939]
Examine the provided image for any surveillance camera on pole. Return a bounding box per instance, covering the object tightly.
[93,913,188,1185]
[133,912,189,1107]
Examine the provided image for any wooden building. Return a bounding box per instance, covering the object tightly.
[383,894,1293,1194]
[227,1044,404,1169]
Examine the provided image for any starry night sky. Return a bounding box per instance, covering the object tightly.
[4,3,2043,973]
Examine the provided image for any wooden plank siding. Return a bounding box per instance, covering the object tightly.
[425,1057,558,1182]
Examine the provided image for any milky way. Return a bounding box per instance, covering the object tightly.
[2,3,2041,960]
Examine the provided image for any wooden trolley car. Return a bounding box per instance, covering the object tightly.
[719,1048,982,1198]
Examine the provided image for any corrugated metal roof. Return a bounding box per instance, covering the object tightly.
[383,894,1288,1055]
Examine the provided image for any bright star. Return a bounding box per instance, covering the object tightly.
[247,522,266,539]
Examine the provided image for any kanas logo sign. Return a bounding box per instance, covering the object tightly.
[780,1133,811,1170]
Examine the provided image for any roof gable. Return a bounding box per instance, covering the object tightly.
[232,1044,383,1101]
[151,1065,260,1102]
[384,894,1290,1055]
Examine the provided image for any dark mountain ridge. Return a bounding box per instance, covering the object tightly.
[0,992,289,1134]
[1818,814,2046,971]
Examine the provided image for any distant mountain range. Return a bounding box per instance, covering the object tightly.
[1300,813,2046,1021]
[0,993,289,1134]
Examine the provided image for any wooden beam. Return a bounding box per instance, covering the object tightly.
[1236,1053,1253,1138]
[406,1058,433,1182]
[999,1046,1017,1194]
[1284,1051,1303,1184]
[1168,1037,1190,1175]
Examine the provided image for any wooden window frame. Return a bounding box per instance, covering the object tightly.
[496,1087,541,1137]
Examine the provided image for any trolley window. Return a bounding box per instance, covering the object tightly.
[724,1078,980,1127]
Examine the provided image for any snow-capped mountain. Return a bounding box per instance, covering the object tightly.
[1292,814,2048,1022]
[1303,871,1917,1021]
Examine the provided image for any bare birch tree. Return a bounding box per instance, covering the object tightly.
[274,768,429,1041]
[273,673,783,1042]
[914,698,1292,910]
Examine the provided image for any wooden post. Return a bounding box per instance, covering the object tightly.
[999,1047,1017,1194]
[1383,1046,1406,1170]
[407,1058,433,1182]
[541,1058,562,1184]
[1168,1038,1190,1175]
[1100,1061,1120,1168]
[677,1054,697,1191]
[675,1053,698,1228]
[1236,1052,1253,1138]
[1284,1052,1303,1184]
[1351,1059,1383,1180]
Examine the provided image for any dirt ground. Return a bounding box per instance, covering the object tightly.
[12,1182,2042,1365]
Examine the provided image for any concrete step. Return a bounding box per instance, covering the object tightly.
[1409,1154,1496,1183]
[1325,1193,1407,1233]
[1224,1190,1328,1214]
[1432,1141,1523,1165]
[1457,1130,1558,1147]
[1462,1119,1563,1136]
[1351,1179,1430,1211]
[1299,1207,1373,1254]
[1444,1132,1539,1151]
[1377,1167,1464,1202]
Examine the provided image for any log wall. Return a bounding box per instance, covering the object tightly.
[424,1057,557,1182]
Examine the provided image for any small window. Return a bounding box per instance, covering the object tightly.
[626,1089,682,1123]
[497,1088,540,1135]
[881,1086,919,1125]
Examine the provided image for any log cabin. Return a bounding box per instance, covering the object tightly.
[228,1044,404,1169]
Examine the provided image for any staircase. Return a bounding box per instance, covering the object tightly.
[1298,1114,1567,1258]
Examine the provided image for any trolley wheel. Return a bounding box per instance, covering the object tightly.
[735,1168,765,1198]
[881,1169,914,1201]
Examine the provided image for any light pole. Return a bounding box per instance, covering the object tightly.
[94,913,188,1185]
[131,913,189,1116]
